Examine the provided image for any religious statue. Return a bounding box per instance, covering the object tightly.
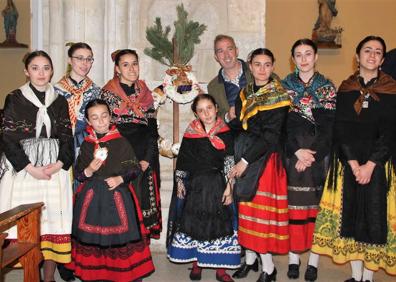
[312,0,343,48]
[0,0,27,48]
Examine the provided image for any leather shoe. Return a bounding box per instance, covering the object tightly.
[189,267,202,280]
[344,279,361,282]
[256,268,277,282]
[287,262,300,279]
[232,259,259,278]
[216,272,234,282]
[304,265,318,281]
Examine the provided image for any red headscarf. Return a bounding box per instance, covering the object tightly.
[85,124,121,150]
[102,78,154,118]
[183,117,230,150]
[102,49,154,118]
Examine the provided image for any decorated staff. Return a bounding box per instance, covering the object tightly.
[145,4,206,163]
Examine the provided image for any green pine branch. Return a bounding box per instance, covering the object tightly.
[145,4,206,66]
[144,17,173,66]
[174,4,206,65]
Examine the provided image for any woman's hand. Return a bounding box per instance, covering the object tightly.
[84,158,103,177]
[176,180,186,199]
[356,161,376,185]
[43,161,63,176]
[295,160,308,172]
[105,176,124,190]
[222,182,233,205]
[139,160,150,172]
[348,160,360,177]
[229,160,248,178]
[25,164,51,180]
[295,149,316,167]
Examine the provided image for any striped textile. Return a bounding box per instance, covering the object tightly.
[238,153,289,254]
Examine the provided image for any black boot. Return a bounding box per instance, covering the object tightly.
[232,259,259,279]
[256,268,277,282]
[57,263,75,282]
[287,262,300,279]
[304,265,318,282]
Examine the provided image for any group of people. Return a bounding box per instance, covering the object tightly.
[0,43,161,282]
[0,33,394,282]
[166,34,396,282]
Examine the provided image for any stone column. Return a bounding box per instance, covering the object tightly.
[47,0,64,81]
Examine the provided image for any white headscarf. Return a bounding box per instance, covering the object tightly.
[19,82,58,139]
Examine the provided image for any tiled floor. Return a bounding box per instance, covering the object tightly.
[3,251,392,282]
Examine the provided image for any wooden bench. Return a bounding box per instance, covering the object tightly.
[0,202,44,282]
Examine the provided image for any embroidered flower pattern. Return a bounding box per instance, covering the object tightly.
[100,89,155,126]
[3,118,34,133]
[289,85,336,122]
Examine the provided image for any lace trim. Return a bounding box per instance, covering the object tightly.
[0,154,9,180]
[224,155,234,183]
[175,170,188,199]
[72,239,148,260]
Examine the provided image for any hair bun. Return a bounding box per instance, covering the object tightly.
[111,50,121,62]
[22,52,31,64]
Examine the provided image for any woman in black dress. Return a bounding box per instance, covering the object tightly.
[312,36,396,282]
[282,38,336,282]
[100,49,161,238]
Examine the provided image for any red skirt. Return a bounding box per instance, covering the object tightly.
[238,153,289,254]
[68,184,154,281]
[68,238,154,281]
[289,207,318,252]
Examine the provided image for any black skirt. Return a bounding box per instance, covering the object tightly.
[179,169,233,241]
[73,178,141,247]
[286,133,329,207]
[340,165,388,244]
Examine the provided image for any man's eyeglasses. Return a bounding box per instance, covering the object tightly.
[72,56,94,63]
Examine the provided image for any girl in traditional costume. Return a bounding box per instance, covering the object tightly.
[0,51,74,282]
[229,48,290,282]
[167,94,240,282]
[282,38,336,282]
[55,42,100,163]
[54,41,100,281]
[68,99,154,281]
[100,49,161,238]
[312,36,396,282]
